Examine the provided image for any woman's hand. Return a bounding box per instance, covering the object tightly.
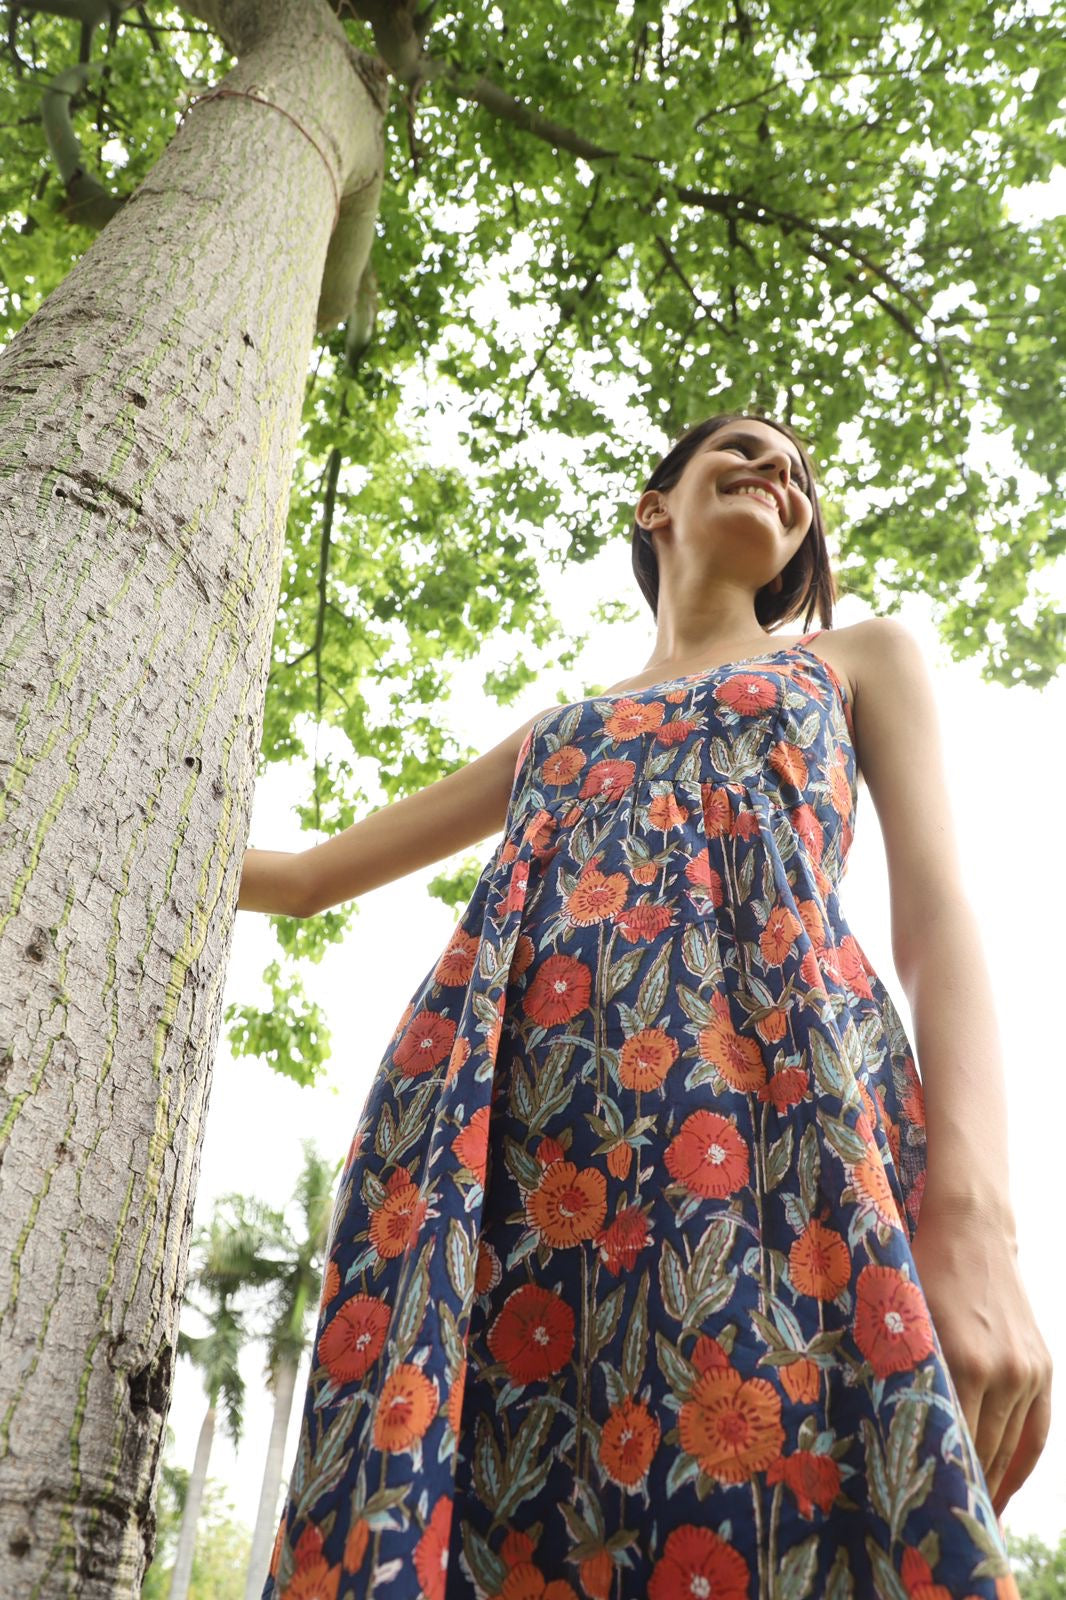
[909,1193,1053,1517]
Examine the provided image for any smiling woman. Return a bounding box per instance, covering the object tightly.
[248,412,1049,1600]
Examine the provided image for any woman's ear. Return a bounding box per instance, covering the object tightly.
[636,488,668,531]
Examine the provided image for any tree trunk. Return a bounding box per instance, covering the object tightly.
[0,2,386,1594]
[243,1357,298,1600]
[166,1402,216,1600]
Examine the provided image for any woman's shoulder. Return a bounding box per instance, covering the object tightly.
[805,616,912,708]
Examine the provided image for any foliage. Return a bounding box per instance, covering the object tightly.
[2,0,1063,1085]
[142,1435,251,1600]
[1005,1526,1066,1599]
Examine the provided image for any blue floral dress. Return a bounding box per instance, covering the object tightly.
[264,630,1019,1600]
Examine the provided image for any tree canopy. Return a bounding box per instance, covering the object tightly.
[2,0,1063,1088]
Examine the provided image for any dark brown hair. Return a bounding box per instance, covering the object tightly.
[631,412,838,631]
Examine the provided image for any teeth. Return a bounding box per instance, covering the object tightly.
[727,485,779,512]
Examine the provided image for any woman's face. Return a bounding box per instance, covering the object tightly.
[638,419,815,586]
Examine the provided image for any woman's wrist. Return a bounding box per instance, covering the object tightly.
[917,1176,1018,1241]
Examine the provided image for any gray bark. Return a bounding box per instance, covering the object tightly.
[242,1357,298,1600]
[166,1403,215,1600]
[0,1,386,1593]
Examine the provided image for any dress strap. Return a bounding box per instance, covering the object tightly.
[798,629,824,644]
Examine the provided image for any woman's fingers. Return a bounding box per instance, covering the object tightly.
[987,1379,1054,1515]
[909,1206,1054,1515]
[949,1322,1053,1511]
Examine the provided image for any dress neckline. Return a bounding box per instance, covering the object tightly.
[593,634,849,706]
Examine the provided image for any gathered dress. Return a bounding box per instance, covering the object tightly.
[262,630,1020,1600]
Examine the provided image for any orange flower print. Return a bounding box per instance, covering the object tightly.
[319,1258,340,1309]
[714,673,779,716]
[593,1202,650,1274]
[730,804,762,843]
[316,1293,390,1385]
[757,1064,809,1110]
[394,1008,458,1078]
[648,1523,751,1600]
[540,744,587,786]
[606,1140,633,1179]
[789,801,825,862]
[474,1237,501,1295]
[677,1363,785,1482]
[599,1395,661,1487]
[369,1169,428,1259]
[527,1160,608,1247]
[501,1528,536,1567]
[579,1549,614,1599]
[414,1495,453,1600]
[851,1150,906,1231]
[487,1283,576,1382]
[433,927,478,986]
[280,1555,341,1600]
[495,1560,580,1598]
[444,1033,471,1088]
[766,1449,842,1517]
[754,1004,788,1043]
[790,1219,852,1300]
[512,932,536,979]
[769,739,809,790]
[646,791,689,830]
[618,1027,679,1091]
[819,935,874,1000]
[759,902,804,966]
[579,757,636,803]
[523,953,593,1026]
[684,848,724,906]
[902,1074,926,1128]
[522,807,557,856]
[447,1359,466,1437]
[854,1263,935,1378]
[697,998,767,1092]
[269,1511,286,1577]
[494,858,529,917]
[604,698,665,739]
[655,716,701,748]
[779,1356,821,1405]
[614,901,675,942]
[665,1109,750,1198]
[372,1361,439,1451]
[800,946,828,993]
[536,1135,566,1167]
[565,865,628,925]
[452,1103,491,1187]
[343,1517,370,1573]
[795,897,827,948]
[700,783,733,837]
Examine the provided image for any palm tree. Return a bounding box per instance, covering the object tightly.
[242,1142,340,1600]
[167,1197,273,1600]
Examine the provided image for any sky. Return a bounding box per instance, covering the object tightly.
[166,169,1066,1560]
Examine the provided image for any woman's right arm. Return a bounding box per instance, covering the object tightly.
[237,702,552,919]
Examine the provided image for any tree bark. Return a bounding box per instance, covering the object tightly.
[0,2,386,1593]
[166,1403,216,1600]
[243,1357,298,1600]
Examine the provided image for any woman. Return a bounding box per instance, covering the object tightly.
[242,411,1051,1600]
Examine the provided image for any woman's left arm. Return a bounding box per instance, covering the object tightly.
[848,616,1053,1517]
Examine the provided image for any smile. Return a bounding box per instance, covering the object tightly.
[724,485,784,519]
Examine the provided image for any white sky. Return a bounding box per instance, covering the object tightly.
[169,168,1066,1554]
